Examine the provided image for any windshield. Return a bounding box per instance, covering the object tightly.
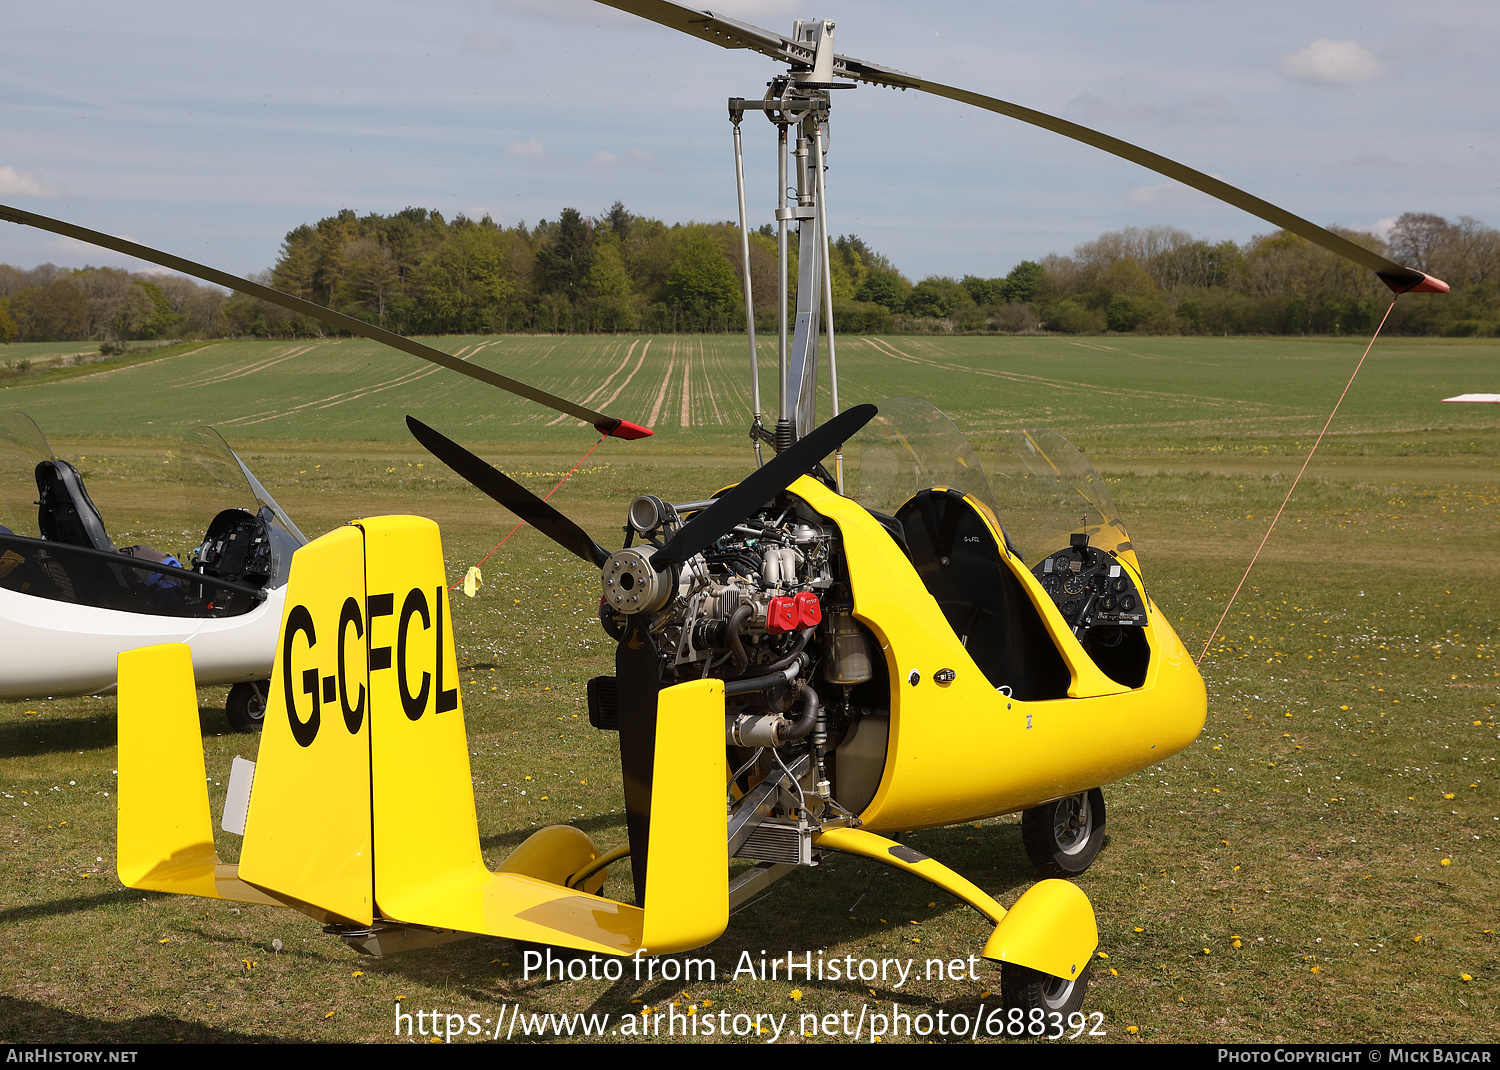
[843,399,1133,568]
[178,426,307,586]
[0,412,54,537]
[986,428,1133,567]
[179,426,306,546]
[1,415,305,589]
[842,397,997,519]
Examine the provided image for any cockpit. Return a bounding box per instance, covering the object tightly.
[0,413,305,618]
[845,398,1152,692]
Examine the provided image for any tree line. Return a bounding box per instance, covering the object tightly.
[2,206,1495,345]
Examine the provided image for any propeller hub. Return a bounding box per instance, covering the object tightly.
[601,548,676,615]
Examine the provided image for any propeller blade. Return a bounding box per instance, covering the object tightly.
[0,203,655,439]
[614,616,660,905]
[406,416,611,569]
[650,403,877,569]
[594,1,1448,296]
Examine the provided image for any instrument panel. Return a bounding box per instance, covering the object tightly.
[1033,545,1146,631]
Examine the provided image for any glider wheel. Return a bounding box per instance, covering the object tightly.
[227,680,269,732]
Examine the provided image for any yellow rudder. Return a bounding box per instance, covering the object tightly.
[362,515,485,914]
[640,678,730,954]
[116,643,221,897]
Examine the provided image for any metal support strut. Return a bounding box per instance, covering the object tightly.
[730,100,766,469]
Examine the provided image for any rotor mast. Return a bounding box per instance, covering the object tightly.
[728,18,848,475]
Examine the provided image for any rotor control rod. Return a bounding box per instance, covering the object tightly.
[730,106,764,467]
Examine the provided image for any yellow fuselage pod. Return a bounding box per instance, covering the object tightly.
[791,478,1206,832]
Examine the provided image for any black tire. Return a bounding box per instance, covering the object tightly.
[1020,786,1105,876]
[226,681,269,732]
[1001,960,1091,1019]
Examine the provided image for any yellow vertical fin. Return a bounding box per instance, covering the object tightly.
[363,515,488,915]
[239,524,374,925]
[640,678,729,953]
[117,644,220,897]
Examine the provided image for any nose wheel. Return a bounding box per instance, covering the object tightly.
[1021,787,1105,876]
[1001,960,1092,1018]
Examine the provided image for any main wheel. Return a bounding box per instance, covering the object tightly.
[226,681,269,732]
[1020,786,1105,876]
[1001,960,1091,1018]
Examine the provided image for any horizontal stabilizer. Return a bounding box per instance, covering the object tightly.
[119,515,730,957]
[374,665,728,955]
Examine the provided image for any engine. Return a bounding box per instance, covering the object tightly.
[593,492,881,866]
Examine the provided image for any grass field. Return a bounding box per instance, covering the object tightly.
[2,333,1497,1044]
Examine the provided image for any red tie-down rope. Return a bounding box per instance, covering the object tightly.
[449,433,608,592]
[1196,297,1400,666]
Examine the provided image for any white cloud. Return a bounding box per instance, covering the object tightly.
[1125,178,1217,208]
[506,138,546,159]
[628,147,655,164]
[1371,217,1399,239]
[462,31,511,55]
[589,151,619,168]
[0,166,61,198]
[39,235,147,267]
[1280,39,1385,85]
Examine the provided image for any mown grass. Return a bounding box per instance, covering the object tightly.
[1,334,1497,1043]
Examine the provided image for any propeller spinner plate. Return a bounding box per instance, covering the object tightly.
[601,547,677,615]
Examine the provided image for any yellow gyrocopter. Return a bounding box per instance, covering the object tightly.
[1,0,1448,1020]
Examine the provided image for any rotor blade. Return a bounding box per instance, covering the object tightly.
[861,75,1446,295]
[406,416,611,569]
[650,403,877,569]
[593,0,805,64]
[594,2,1447,295]
[0,203,654,440]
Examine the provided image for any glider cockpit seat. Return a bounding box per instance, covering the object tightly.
[35,459,116,553]
[896,488,1071,702]
[29,458,147,610]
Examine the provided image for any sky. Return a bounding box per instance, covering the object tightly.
[1,0,1495,284]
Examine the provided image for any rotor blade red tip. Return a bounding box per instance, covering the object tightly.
[1379,270,1450,295]
[598,418,654,440]
[1406,273,1450,294]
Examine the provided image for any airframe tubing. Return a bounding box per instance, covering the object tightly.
[813,827,1097,982]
